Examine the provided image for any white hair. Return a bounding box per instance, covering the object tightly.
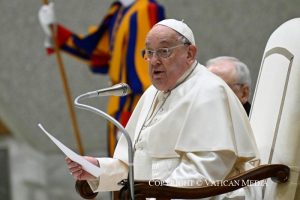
[206,56,251,87]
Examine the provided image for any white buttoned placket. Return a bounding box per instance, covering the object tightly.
[133,91,170,180]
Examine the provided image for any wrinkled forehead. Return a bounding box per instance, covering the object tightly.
[145,25,181,47]
[209,62,238,82]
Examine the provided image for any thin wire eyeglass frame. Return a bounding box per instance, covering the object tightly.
[141,44,187,60]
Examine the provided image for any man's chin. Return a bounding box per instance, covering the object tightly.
[152,82,166,91]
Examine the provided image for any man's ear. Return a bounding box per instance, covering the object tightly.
[240,85,250,104]
[187,45,197,63]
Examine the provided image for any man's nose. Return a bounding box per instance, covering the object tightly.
[149,53,161,64]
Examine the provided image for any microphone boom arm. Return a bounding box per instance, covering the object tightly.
[74,91,135,200]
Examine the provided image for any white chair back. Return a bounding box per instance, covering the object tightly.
[250,18,300,199]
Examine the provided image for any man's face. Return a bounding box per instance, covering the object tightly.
[144,25,192,91]
[208,62,249,104]
[208,61,237,85]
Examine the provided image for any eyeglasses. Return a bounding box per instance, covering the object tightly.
[228,83,244,90]
[141,44,186,60]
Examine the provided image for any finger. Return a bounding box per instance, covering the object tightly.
[72,169,83,179]
[65,157,73,164]
[69,165,82,173]
[68,162,81,170]
[65,158,80,168]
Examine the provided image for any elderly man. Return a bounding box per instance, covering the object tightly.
[207,57,252,115]
[66,19,260,199]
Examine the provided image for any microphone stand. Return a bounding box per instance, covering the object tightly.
[74,92,135,200]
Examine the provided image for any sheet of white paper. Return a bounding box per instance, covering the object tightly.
[38,123,103,177]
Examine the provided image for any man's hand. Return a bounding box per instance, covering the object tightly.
[38,2,56,48]
[65,156,100,180]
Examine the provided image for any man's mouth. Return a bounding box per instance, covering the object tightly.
[153,70,164,76]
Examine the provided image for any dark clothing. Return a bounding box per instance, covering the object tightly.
[243,101,251,116]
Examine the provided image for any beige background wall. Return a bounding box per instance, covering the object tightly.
[0,0,299,199]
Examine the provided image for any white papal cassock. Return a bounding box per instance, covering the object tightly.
[88,61,261,199]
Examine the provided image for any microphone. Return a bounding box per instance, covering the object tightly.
[84,83,131,98]
[73,82,135,200]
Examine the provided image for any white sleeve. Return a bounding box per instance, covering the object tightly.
[165,151,237,187]
[87,157,128,192]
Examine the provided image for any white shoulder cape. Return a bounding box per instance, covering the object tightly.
[114,63,258,163]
